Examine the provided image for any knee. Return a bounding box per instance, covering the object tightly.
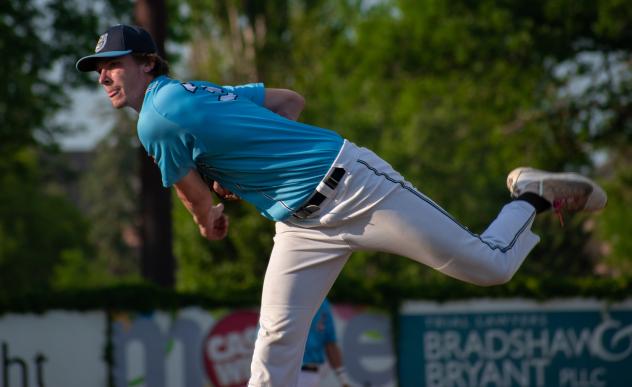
[439,254,519,286]
[257,319,297,346]
[477,273,514,286]
[474,264,516,286]
[257,307,312,345]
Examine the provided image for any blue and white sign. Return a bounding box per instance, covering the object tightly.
[399,298,632,387]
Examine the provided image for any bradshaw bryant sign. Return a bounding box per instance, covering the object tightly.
[398,299,632,387]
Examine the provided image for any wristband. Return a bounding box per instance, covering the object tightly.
[334,366,350,386]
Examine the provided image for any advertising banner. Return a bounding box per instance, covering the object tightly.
[324,304,396,387]
[399,298,632,387]
[0,311,107,387]
[112,304,396,387]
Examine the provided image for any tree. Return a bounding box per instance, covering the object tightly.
[297,0,632,280]
[80,110,142,280]
[134,0,175,288]
[0,151,94,294]
[0,0,132,294]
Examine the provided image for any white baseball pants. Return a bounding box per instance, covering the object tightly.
[248,140,540,386]
[297,370,322,387]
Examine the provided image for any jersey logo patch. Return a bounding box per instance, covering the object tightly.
[219,93,237,101]
[203,85,238,101]
[203,86,223,93]
[181,82,197,93]
[180,82,239,101]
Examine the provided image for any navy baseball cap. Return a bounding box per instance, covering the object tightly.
[76,24,157,72]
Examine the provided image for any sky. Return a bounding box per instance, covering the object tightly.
[55,88,116,150]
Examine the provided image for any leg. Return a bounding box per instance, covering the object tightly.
[330,146,540,286]
[338,149,604,285]
[249,223,351,387]
[344,186,540,285]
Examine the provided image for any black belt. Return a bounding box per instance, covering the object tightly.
[293,167,346,219]
[301,364,320,373]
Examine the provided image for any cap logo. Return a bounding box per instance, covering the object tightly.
[95,33,108,53]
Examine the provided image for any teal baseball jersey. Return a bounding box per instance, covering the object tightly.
[137,76,343,221]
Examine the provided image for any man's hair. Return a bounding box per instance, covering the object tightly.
[132,53,170,77]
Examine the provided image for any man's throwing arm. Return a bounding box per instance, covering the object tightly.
[174,169,229,240]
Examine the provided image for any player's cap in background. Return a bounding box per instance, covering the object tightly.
[75,24,156,72]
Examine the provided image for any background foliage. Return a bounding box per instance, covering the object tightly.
[172,0,632,295]
[0,0,132,292]
[1,0,630,300]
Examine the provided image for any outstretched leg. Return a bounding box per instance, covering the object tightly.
[343,185,541,286]
[336,148,606,286]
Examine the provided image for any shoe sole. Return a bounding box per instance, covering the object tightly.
[507,167,607,212]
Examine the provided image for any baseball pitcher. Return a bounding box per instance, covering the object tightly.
[76,25,607,387]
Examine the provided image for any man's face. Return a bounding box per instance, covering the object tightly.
[96,55,151,110]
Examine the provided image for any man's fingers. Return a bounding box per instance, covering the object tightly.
[212,182,240,201]
[197,203,230,241]
[224,193,240,201]
[216,215,229,238]
[215,214,227,229]
[212,181,226,195]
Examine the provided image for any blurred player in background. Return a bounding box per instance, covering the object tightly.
[300,299,350,387]
[76,25,607,387]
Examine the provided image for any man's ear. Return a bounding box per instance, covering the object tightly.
[143,58,155,73]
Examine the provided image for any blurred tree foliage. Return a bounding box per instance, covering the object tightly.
[0,0,132,294]
[0,149,93,293]
[2,0,630,297]
[171,0,631,295]
[79,110,143,280]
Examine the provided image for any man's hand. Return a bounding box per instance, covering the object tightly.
[198,202,229,240]
[174,170,231,241]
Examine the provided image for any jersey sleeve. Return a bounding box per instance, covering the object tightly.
[222,82,265,106]
[138,115,196,187]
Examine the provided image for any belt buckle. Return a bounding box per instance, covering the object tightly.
[327,167,345,186]
[293,168,346,219]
